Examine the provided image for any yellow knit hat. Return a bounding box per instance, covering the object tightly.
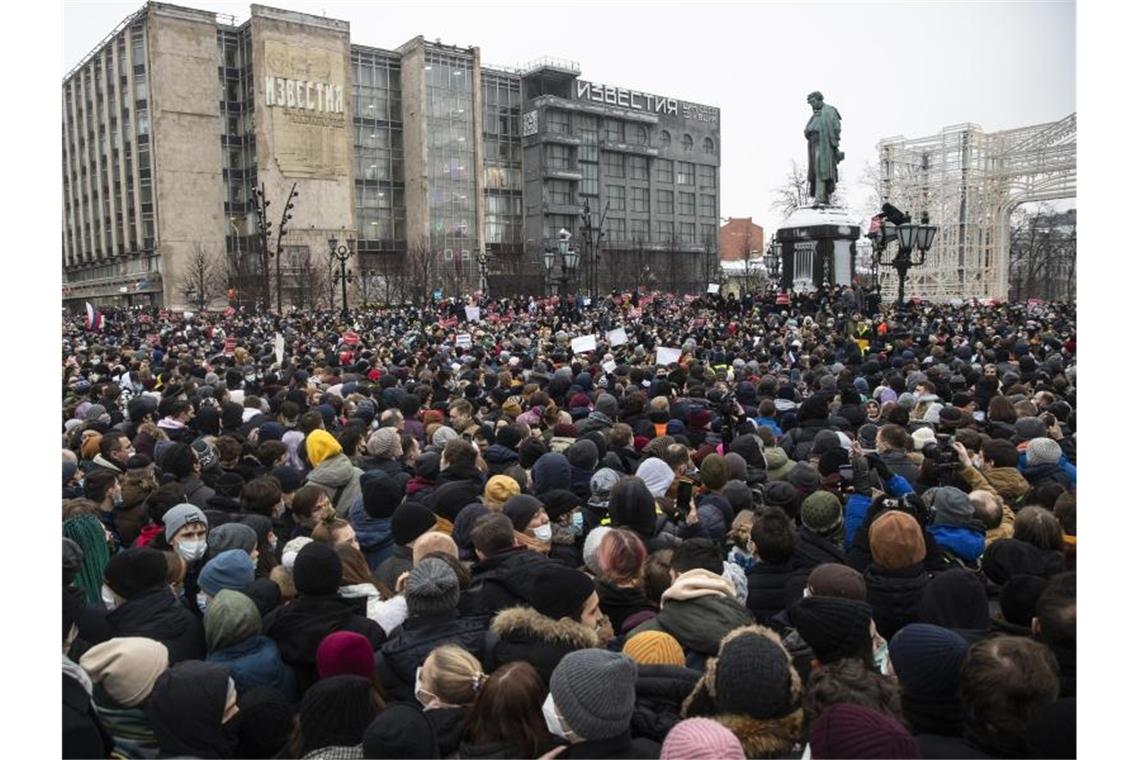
[484,475,521,510]
[306,430,342,467]
[622,630,685,666]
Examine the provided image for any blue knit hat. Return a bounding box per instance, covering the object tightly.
[198,549,255,597]
[888,623,968,697]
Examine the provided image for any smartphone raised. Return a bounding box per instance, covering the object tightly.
[676,479,694,516]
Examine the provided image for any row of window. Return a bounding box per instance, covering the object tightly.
[600,219,718,244]
[544,109,717,154]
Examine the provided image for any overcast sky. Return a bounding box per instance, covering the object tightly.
[63,0,1075,239]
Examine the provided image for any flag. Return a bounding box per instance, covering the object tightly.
[84,302,105,331]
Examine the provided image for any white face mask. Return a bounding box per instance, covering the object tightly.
[532,524,553,543]
[414,666,437,708]
[176,538,207,563]
[197,592,210,613]
[542,693,578,742]
[101,584,119,610]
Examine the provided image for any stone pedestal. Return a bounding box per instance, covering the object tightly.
[775,205,862,292]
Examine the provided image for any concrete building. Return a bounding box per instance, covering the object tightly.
[62,2,720,309]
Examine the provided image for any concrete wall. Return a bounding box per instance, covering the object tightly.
[148,4,228,309]
[398,38,430,249]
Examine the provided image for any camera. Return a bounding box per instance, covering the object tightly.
[921,433,959,472]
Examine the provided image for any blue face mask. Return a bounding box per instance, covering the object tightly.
[571,511,585,534]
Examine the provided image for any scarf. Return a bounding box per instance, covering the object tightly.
[514,530,551,555]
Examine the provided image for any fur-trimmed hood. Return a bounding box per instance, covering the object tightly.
[711,712,803,759]
[490,605,599,649]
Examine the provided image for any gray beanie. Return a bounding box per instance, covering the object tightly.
[191,438,220,471]
[367,428,403,459]
[85,404,109,422]
[550,649,638,741]
[432,426,459,448]
[595,394,619,420]
[163,503,208,542]
[1014,417,1048,443]
[897,392,917,411]
[207,523,258,557]
[927,486,974,526]
[405,557,459,617]
[1025,437,1062,467]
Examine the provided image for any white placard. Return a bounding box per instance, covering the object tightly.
[183,311,194,320]
[456,333,472,348]
[571,335,597,354]
[707,283,721,294]
[464,305,481,322]
[656,347,682,366]
[602,360,617,374]
[274,333,285,365]
[582,297,592,307]
[606,327,629,346]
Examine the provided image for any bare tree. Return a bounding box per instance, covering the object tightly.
[770,161,812,219]
[1009,204,1076,302]
[403,237,439,307]
[179,242,226,310]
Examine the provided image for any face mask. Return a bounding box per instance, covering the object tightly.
[101,584,118,610]
[570,511,584,535]
[532,524,553,543]
[414,667,437,708]
[874,640,890,675]
[176,538,207,563]
[112,492,124,509]
[542,694,578,742]
[197,593,210,613]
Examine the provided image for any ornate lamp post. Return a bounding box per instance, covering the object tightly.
[872,208,938,308]
[557,227,579,298]
[543,246,556,296]
[764,242,781,289]
[476,248,489,296]
[327,236,354,319]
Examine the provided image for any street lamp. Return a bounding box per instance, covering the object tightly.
[476,248,489,296]
[327,236,354,319]
[558,228,579,297]
[764,242,781,288]
[873,208,938,308]
[543,247,556,295]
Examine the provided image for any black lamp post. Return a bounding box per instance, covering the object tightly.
[476,248,489,296]
[872,208,938,308]
[327,236,354,319]
[557,227,579,299]
[543,246,556,297]
[764,242,781,289]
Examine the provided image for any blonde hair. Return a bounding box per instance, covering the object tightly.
[424,645,485,706]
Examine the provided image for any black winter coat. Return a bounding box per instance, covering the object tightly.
[63,672,113,759]
[745,560,805,625]
[469,547,554,616]
[487,606,598,685]
[560,730,661,759]
[424,707,467,758]
[629,664,702,743]
[596,580,658,634]
[377,612,489,701]
[790,528,847,571]
[104,588,206,663]
[864,563,930,639]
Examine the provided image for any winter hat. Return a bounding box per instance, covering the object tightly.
[518,438,548,469]
[405,557,460,617]
[207,522,258,557]
[306,430,342,467]
[104,547,168,600]
[203,589,262,652]
[292,541,343,596]
[800,491,843,535]
[316,631,375,681]
[363,704,439,759]
[430,481,480,523]
[452,503,491,557]
[1000,574,1049,627]
[191,439,220,471]
[764,447,796,481]
[982,538,1064,584]
[636,457,675,499]
[787,462,821,495]
[432,426,459,448]
[390,501,438,546]
[362,477,404,520]
[588,468,622,507]
[869,511,927,569]
[596,393,619,419]
[809,703,919,759]
[857,424,879,450]
[258,421,286,442]
[549,650,638,741]
[198,549,256,597]
[532,452,572,494]
[80,637,169,707]
[729,435,764,467]
[788,596,873,664]
[583,526,613,575]
[414,452,442,480]
[806,563,866,601]
[298,675,376,754]
[1014,417,1048,442]
[713,628,797,718]
[889,623,969,698]
[723,453,749,483]
[163,503,208,542]
[927,486,974,526]
[811,430,842,456]
[502,494,544,533]
[85,404,109,422]
[661,718,747,760]
[483,474,521,510]
[764,480,801,519]
[1026,437,1062,466]
[281,536,313,569]
[622,631,685,666]
[529,565,596,621]
[721,481,753,514]
[366,428,402,459]
[911,427,936,450]
[566,439,600,471]
[919,568,991,630]
[271,465,305,494]
[896,392,916,410]
[63,460,78,486]
[236,687,294,759]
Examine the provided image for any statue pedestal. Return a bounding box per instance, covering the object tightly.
[775,205,862,292]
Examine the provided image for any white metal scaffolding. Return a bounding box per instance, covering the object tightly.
[877,113,1075,300]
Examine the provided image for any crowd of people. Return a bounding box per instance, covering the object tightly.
[61,286,1076,759]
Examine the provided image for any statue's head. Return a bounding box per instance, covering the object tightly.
[807,91,824,108]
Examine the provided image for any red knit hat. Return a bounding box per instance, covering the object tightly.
[809,703,919,759]
[316,631,374,681]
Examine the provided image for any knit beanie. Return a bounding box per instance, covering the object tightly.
[203,589,262,652]
[293,541,343,596]
[207,522,258,557]
[549,650,638,741]
[363,704,439,759]
[582,526,613,575]
[596,393,619,419]
[714,629,796,718]
[1014,417,1048,442]
[163,503,208,542]
[366,428,402,459]
[432,426,459,448]
[405,557,460,617]
[981,538,1062,584]
[622,631,685,666]
[298,675,376,754]
[1000,574,1049,626]
[806,563,867,601]
[390,501,438,546]
[800,491,843,535]
[911,427,936,450]
[198,549,256,597]
[1026,437,1063,466]
[237,687,294,759]
[80,637,169,707]
[271,465,305,494]
[532,452,572,494]
[502,494,544,533]
[566,439,600,471]
[869,511,927,569]
[518,437,548,469]
[789,596,873,664]
[661,718,746,760]
[483,475,521,510]
[362,477,404,520]
[316,631,375,681]
[103,546,168,600]
[927,486,974,526]
[636,457,675,499]
[191,439,220,471]
[306,429,342,467]
[723,453,749,484]
[809,703,919,759]
[787,462,822,494]
[281,536,313,569]
[764,480,801,519]
[528,565,596,621]
[888,623,968,698]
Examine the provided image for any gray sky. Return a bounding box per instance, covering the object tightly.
[63,0,1076,239]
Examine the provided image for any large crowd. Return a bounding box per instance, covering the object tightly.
[61,286,1076,759]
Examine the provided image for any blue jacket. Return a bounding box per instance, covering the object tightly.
[754,417,784,437]
[207,634,299,702]
[1018,451,1076,488]
[844,474,914,549]
[347,499,394,570]
[928,524,986,563]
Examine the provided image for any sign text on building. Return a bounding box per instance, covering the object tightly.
[574,80,719,126]
[264,76,344,114]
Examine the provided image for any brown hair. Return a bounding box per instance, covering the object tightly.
[877,424,910,452]
[311,518,353,546]
[1013,506,1063,551]
[803,658,904,724]
[270,565,296,602]
[463,661,550,757]
[291,484,328,521]
[643,548,675,605]
[334,543,390,598]
[960,637,1059,756]
[987,396,1018,424]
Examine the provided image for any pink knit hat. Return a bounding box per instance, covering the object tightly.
[315,631,374,681]
[661,718,746,760]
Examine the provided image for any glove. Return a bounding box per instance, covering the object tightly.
[851,455,872,496]
[864,452,895,484]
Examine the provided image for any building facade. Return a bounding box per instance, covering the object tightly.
[719,217,764,262]
[63,2,720,309]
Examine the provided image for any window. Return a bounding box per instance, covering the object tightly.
[679,192,695,216]
[682,134,693,152]
[603,152,625,178]
[628,156,648,180]
[605,217,626,242]
[634,125,648,145]
[606,184,625,211]
[677,162,695,185]
[547,179,573,206]
[655,159,673,184]
[655,220,673,242]
[630,218,649,241]
[630,186,649,213]
[794,242,814,282]
[700,193,716,217]
[703,137,716,155]
[698,165,716,189]
[604,118,623,143]
[548,109,570,135]
[579,162,598,197]
[659,129,671,149]
[701,223,718,245]
[546,144,572,171]
[679,222,696,243]
[657,189,674,215]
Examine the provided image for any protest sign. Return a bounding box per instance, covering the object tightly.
[656,347,682,366]
[571,335,597,354]
[606,327,629,346]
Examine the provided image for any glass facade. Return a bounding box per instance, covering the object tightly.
[424,50,476,264]
[218,27,255,266]
[482,70,522,253]
[352,48,405,254]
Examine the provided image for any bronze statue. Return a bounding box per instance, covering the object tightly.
[805,91,844,205]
